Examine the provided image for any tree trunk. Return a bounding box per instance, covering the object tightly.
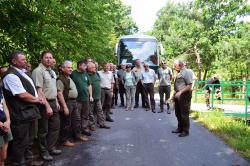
[203,68,208,81]
[194,43,201,81]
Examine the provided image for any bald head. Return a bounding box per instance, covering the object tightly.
[87,62,96,73]
[174,60,185,72]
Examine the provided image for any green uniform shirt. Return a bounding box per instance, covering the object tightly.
[71,70,90,102]
[32,63,57,99]
[174,68,193,92]
[88,72,101,100]
[57,78,78,99]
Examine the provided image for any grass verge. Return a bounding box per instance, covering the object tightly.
[190,111,250,161]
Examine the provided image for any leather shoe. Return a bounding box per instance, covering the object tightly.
[172,129,182,133]
[152,109,156,113]
[63,140,75,147]
[178,132,189,137]
[158,109,164,113]
[49,149,62,155]
[41,154,53,161]
[78,136,89,141]
[89,126,96,131]
[29,160,44,166]
[134,105,138,108]
[81,130,91,136]
[106,118,114,122]
[167,103,170,110]
[100,124,110,129]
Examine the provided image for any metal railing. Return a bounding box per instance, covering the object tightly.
[194,80,250,121]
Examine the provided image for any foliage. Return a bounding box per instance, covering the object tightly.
[191,111,250,161]
[0,0,138,66]
[151,0,250,81]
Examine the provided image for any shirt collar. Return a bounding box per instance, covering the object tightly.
[10,65,26,74]
[102,70,109,73]
[39,63,50,71]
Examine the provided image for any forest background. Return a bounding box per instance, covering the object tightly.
[0,0,249,81]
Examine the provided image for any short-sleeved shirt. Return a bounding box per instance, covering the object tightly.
[71,70,90,102]
[88,72,101,100]
[3,66,38,97]
[174,68,193,92]
[206,78,220,90]
[57,78,78,99]
[117,69,125,79]
[112,70,118,79]
[132,66,144,80]
[124,72,134,87]
[32,63,57,99]
[98,71,115,89]
[158,67,173,86]
[142,69,156,84]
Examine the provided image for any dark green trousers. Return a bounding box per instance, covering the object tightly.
[11,121,33,166]
[60,99,81,142]
[38,100,60,155]
[89,99,106,127]
[174,91,192,133]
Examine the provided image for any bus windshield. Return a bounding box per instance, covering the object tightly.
[118,38,158,66]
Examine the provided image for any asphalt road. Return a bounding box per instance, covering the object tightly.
[46,105,250,166]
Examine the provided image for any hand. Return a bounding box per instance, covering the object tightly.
[89,97,94,102]
[0,122,4,129]
[46,107,53,117]
[64,107,70,116]
[38,97,45,105]
[2,121,10,133]
[56,101,60,110]
[174,91,182,100]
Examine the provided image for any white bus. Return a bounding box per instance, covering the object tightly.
[115,34,164,70]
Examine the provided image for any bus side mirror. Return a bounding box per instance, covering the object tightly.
[115,43,118,56]
[159,43,164,55]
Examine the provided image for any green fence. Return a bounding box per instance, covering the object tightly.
[194,80,250,121]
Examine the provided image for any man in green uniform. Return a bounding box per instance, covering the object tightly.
[172,60,193,137]
[32,51,62,161]
[71,60,93,136]
[87,62,110,129]
[57,60,89,147]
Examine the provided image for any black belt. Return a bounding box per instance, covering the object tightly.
[46,98,56,102]
[101,88,111,90]
[67,98,76,101]
[144,83,153,85]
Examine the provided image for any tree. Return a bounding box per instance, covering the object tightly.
[0,0,138,66]
[151,0,250,81]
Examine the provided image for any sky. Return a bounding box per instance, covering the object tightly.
[121,0,192,32]
[121,0,250,32]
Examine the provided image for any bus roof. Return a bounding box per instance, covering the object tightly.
[119,34,157,40]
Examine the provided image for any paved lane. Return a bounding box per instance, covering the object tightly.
[47,106,249,166]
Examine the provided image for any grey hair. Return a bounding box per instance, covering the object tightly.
[174,60,184,66]
[61,60,72,68]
